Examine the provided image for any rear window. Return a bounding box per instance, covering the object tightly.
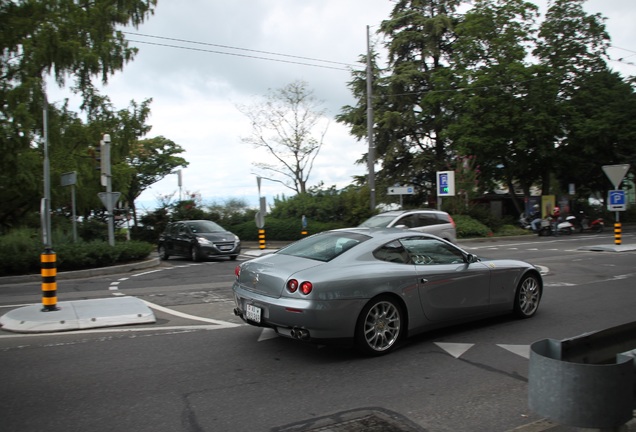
[359,215,396,228]
[277,232,370,262]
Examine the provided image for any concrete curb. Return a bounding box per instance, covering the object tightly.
[0,297,156,333]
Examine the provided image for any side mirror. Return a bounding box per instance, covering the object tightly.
[466,253,479,264]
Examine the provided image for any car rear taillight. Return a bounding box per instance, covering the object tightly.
[287,279,312,295]
[449,215,456,228]
[234,265,241,279]
[287,279,298,293]
[300,281,313,295]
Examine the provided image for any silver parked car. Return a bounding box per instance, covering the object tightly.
[359,209,457,243]
[232,228,542,356]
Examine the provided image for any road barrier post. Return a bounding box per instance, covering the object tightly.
[41,249,59,312]
[258,229,266,250]
[615,222,622,245]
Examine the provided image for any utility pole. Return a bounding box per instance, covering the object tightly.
[41,93,59,312]
[366,25,376,212]
[100,134,116,246]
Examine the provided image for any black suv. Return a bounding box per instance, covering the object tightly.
[158,220,241,261]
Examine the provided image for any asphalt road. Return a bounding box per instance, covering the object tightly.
[1,232,635,432]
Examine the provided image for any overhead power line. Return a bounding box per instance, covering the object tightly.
[124,32,357,71]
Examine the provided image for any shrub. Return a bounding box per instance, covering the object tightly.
[231,218,346,242]
[0,228,154,277]
[453,214,492,238]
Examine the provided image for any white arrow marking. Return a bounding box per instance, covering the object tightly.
[497,344,530,359]
[258,328,279,341]
[435,342,474,358]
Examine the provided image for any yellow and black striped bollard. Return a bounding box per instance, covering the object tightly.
[41,249,59,312]
[614,222,622,245]
[258,229,266,250]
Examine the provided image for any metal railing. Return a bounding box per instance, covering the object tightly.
[529,321,636,430]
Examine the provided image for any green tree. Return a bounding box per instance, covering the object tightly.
[124,136,189,226]
[0,0,156,228]
[557,70,636,199]
[533,0,611,194]
[445,0,546,214]
[338,1,464,204]
[238,80,329,194]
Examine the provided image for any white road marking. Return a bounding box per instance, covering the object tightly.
[435,342,474,358]
[498,344,530,359]
[140,299,240,327]
[132,269,165,277]
[258,328,279,341]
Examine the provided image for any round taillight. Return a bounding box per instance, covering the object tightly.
[287,279,298,293]
[234,265,241,279]
[300,281,313,295]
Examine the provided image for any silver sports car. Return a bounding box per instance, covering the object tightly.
[232,228,542,356]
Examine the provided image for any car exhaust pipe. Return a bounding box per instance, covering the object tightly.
[233,308,241,317]
[291,327,310,340]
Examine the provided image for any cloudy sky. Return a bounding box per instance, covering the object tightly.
[50,0,636,212]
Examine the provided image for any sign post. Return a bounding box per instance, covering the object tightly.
[436,171,456,210]
[602,164,630,245]
[387,185,415,208]
[61,171,78,242]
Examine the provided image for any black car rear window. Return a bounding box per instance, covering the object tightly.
[277,232,370,262]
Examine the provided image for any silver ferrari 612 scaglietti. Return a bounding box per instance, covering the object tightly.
[232,228,542,356]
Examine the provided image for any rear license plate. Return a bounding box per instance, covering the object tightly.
[246,304,261,323]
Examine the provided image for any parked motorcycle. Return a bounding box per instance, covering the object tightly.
[568,212,604,233]
[519,215,532,231]
[537,216,575,236]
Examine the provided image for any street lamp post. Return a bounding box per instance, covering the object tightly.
[366,25,376,212]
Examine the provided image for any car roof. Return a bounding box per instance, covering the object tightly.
[375,209,448,216]
[334,227,446,241]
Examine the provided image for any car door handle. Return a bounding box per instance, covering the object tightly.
[420,278,428,284]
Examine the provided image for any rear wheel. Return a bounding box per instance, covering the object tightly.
[355,295,404,356]
[513,274,541,318]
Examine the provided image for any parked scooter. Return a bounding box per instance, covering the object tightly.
[568,212,604,233]
[537,216,575,236]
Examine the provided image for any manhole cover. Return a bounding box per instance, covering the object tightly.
[273,408,425,432]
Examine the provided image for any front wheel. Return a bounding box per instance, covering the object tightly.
[355,295,404,356]
[158,245,169,260]
[190,246,201,262]
[513,274,542,318]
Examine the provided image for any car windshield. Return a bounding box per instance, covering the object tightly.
[186,221,225,233]
[359,215,395,228]
[277,232,370,262]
